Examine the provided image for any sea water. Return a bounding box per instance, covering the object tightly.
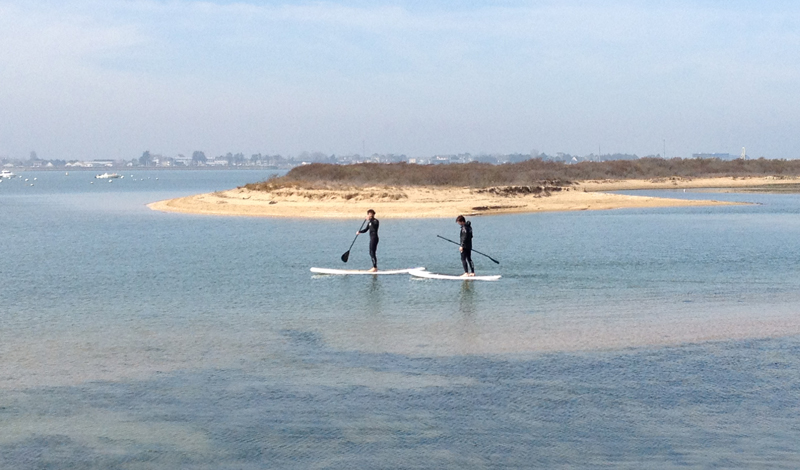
[2,171,800,468]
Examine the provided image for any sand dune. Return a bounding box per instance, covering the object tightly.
[147,176,798,218]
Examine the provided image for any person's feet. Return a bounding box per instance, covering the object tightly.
[461,273,470,277]
[469,272,476,277]
[368,267,378,273]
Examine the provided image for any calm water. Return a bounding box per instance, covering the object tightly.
[2,170,800,468]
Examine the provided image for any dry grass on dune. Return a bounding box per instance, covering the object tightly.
[243,158,800,191]
[240,178,408,201]
[278,161,574,187]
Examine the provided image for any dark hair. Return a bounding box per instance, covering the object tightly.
[456,215,465,223]
[367,209,375,215]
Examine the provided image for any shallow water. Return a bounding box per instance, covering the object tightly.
[2,171,800,467]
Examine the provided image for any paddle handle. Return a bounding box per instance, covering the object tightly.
[341,220,367,263]
[436,235,500,264]
[347,220,367,251]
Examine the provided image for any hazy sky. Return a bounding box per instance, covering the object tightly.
[1,0,799,160]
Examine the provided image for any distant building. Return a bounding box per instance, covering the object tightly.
[174,155,192,166]
[692,153,736,160]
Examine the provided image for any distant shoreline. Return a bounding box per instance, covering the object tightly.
[145,176,800,219]
[8,167,288,172]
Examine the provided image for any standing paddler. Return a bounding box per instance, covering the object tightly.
[456,215,475,277]
[356,209,379,272]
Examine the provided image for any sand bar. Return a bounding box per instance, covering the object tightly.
[147,176,799,218]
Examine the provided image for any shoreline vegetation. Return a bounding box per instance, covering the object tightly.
[148,158,800,218]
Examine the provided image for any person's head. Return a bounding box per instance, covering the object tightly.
[367,209,375,219]
[456,215,465,225]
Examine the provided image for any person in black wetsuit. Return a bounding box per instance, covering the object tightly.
[356,209,379,272]
[456,215,475,277]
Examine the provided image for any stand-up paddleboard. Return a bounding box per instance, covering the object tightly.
[409,268,501,281]
[311,267,425,275]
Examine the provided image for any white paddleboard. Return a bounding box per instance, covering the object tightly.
[311,267,425,275]
[409,269,501,281]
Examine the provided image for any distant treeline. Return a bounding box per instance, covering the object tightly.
[250,158,800,188]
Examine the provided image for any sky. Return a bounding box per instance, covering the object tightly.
[1,0,799,160]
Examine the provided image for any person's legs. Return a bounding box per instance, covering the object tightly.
[461,250,470,274]
[369,238,379,269]
[465,250,474,274]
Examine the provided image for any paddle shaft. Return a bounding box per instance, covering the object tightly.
[341,220,367,262]
[437,235,500,264]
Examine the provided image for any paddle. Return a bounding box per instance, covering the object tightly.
[341,220,367,263]
[437,235,500,264]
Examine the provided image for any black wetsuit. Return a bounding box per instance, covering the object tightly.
[460,221,474,273]
[358,218,380,268]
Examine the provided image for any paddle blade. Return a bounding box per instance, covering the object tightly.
[341,251,350,263]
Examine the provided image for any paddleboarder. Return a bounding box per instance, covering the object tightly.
[356,209,379,272]
[456,215,475,277]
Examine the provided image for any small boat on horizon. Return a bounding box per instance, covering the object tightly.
[0,170,16,178]
[95,172,121,179]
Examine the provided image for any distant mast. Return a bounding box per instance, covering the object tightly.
[741,147,746,160]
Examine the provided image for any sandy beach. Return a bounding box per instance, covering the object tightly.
[147,176,799,218]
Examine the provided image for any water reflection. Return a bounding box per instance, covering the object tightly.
[459,281,476,316]
[456,281,479,353]
[358,276,389,353]
[365,276,383,315]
